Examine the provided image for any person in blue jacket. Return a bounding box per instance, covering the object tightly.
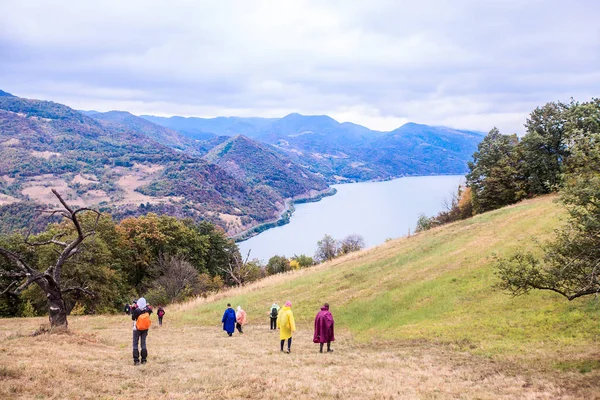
[222,303,236,336]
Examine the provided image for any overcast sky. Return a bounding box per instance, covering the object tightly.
[1,0,599,133]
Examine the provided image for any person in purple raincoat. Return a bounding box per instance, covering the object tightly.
[313,303,335,353]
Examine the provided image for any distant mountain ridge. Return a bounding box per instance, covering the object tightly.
[140,112,484,181]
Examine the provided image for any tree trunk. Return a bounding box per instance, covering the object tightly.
[45,278,68,328]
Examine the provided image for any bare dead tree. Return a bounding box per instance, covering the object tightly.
[338,234,366,255]
[217,249,253,286]
[154,254,199,302]
[0,189,100,328]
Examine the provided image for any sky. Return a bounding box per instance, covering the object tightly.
[1,0,599,134]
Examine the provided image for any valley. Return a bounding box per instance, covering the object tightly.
[0,91,482,236]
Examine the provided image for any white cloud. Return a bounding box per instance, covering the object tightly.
[1,0,599,134]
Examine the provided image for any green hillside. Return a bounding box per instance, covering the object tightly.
[181,195,599,361]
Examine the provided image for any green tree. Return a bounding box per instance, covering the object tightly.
[521,102,570,194]
[291,254,314,268]
[466,128,525,213]
[314,234,339,263]
[415,214,434,233]
[496,99,600,300]
[266,255,290,275]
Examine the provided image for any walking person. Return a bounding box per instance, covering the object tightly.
[236,306,247,334]
[157,306,165,326]
[313,303,335,353]
[277,301,296,353]
[222,303,236,337]
[131,297,152,365]
[268,303,280,330]
[124,303,131,315]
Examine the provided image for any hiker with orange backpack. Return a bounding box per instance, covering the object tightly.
[131,297,152,365]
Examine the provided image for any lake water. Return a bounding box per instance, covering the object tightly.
[239,175,465,263]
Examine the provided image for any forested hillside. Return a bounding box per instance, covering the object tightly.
[204,135,329,198]
[0,95,321,235]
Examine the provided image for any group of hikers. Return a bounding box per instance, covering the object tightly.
[125,300,166,326]
[222,301,335,354]
[128,297,335,365]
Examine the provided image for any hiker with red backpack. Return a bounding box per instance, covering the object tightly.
[157,306,165,326]
[131,297,152,365]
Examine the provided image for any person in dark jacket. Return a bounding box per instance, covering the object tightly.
[131,297,153,365]
[313,303,335,353]
[124,303,131,315]
[268,303,280,330]
[157,306,165,326]
[222,303,236,336]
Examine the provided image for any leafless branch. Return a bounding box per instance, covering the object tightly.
[24,232,68,247]
[63,286,95,298]
[0,247,37,275]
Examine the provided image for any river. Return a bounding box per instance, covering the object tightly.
[239,175,465,263]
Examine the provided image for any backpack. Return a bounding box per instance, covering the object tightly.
[158,309,165,317]
[271,307,278,318]
[136,312,151,330]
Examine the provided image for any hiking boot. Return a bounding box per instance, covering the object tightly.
[134,361,140,366]
[327,349,334,353]
[141,360,147,364]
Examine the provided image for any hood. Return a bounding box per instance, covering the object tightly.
[320,306,329,311]
[137,297,147,309]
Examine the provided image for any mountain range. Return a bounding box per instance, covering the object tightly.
[0,90,484,235]
[141,113,484,182]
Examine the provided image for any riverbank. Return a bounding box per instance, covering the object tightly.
[231,187,337,242]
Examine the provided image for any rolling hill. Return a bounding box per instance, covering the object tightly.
[0,95,325,235]
[203,135,329,199]
[87,110,202,154]
[181,195,600,360]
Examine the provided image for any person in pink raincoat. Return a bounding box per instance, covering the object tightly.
[236,306,247,334]
[313,303,335,353]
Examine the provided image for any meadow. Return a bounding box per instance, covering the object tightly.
[1,195,600,399]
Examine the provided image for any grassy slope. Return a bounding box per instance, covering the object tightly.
[179,195,599,362]
[3,195,600,399]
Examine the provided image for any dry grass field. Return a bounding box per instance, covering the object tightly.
[1,316,597,400]
[2,196,600,399]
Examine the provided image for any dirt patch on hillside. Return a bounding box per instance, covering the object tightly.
[1,175,16,185]
[21,175,82,206]
[81,190,111,204]
[31,151,61,159]
[0,138,20,146]
[72,174,98,185]
[116,174,182,206]
[0,193,19,205]
[133,163,164,174]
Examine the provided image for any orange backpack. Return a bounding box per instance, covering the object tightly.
[136,312,151,330]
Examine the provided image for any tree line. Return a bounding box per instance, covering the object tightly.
[417,98,600,300]
[0,192,357,324]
